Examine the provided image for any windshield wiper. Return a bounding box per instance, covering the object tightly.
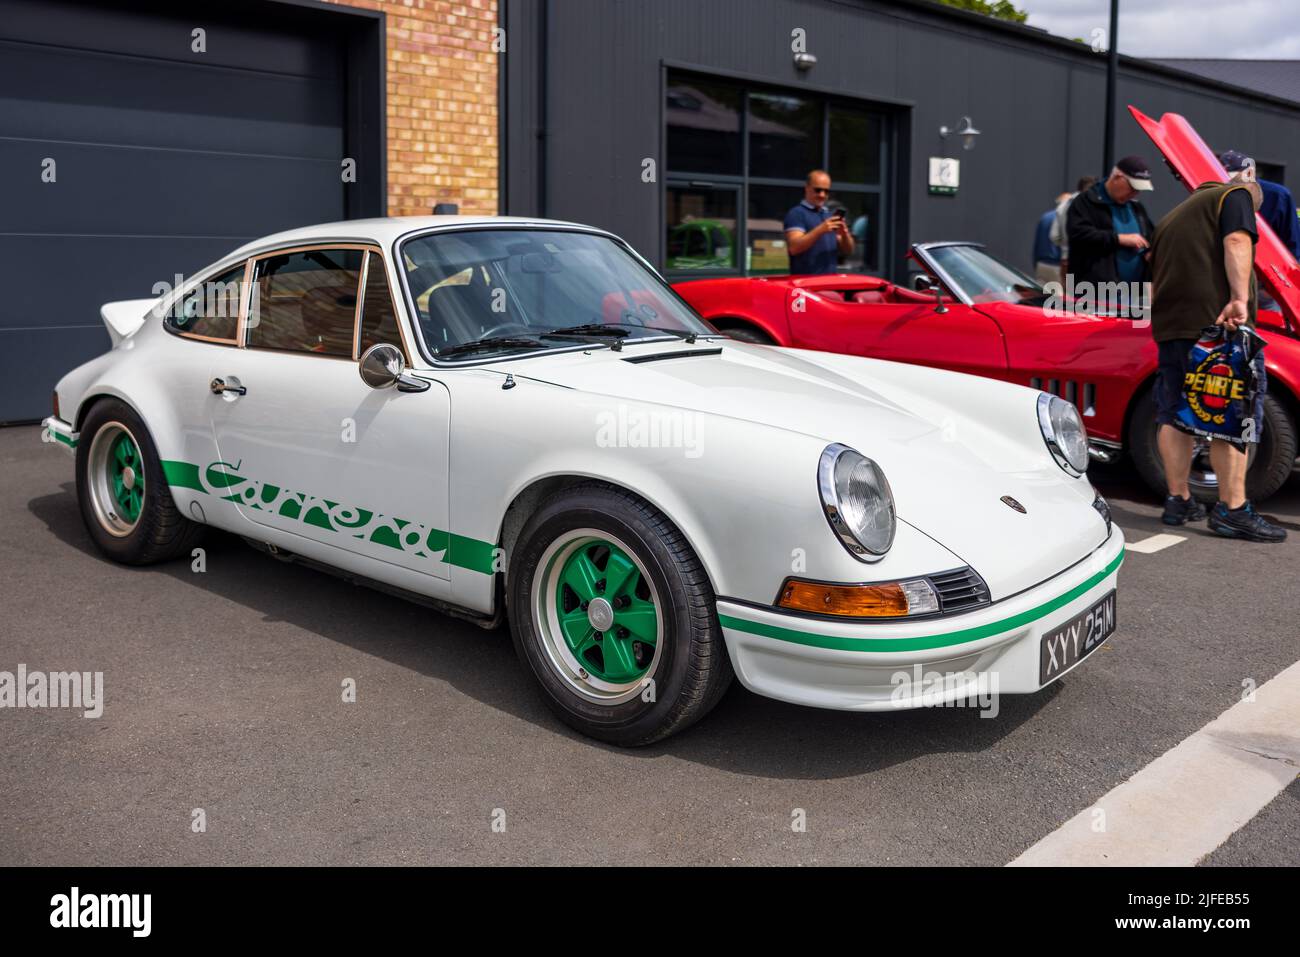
[435,336,547,359]
[541,323,698,344]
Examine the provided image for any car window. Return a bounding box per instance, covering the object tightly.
[922,245,1044,304]
[164,264,244,342]
[400,229,713,359]
[247,248,363,357]
[357,252,404,357]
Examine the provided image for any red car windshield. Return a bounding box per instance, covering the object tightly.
[921,245,1045,304]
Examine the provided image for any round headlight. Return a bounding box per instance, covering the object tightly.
[818,444,896,560]
[1037,393,1089,475]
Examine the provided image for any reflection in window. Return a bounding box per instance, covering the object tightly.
[247,249,362,357]
[664,71,892,278]
[828,193,881,273]
[666,79,741,175]
[358,253,404,357]
[166,265,244,341]
[748,92,819,179]
[829,107,883,186]
[400,229,713,356]
[746,185,795,273]
[666,187,737,270]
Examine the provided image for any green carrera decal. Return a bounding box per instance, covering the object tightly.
[162,459,496,574]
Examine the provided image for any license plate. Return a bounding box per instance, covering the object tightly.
[1039,590,1117,685]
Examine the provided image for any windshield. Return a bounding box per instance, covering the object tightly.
[921,245,1045,304]
[399,228,715,360]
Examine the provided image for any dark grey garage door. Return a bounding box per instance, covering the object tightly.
[0,0,367,421]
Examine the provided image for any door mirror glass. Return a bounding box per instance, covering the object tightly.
[359,343,430,393]
[359,343,405,389]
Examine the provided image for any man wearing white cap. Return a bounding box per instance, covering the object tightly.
[1065,155,1156,297]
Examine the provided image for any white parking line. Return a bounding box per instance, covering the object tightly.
[1125,532,1185,554]
[1009,659,1300,866]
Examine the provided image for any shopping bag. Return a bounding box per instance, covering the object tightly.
[1175,325,1267,445]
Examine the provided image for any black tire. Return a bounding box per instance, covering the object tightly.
[76,398,205,565]
[507,482,733,746]
[1128,387,1298,504]
[720,324,774,344]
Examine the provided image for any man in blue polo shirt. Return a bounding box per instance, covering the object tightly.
[784,169,854,275]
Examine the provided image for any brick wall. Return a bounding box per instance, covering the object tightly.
[323,0,498,217]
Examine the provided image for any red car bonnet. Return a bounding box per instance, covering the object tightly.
[1130,105,1300,332]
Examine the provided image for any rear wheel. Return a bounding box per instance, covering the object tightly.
[76,399,204,564]
[508,483,732,746]
[1129,388,1297,503]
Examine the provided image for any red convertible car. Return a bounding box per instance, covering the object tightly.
[674,109,1300,504]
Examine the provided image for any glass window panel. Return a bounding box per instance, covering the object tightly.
[247,249,362,357]
[166,264,244,340]
[745,184,804,274]
[829,107,883,185]
[828,192,882,273]
[666,76,742,175]
[748,92,820,179]
[666,186,738,271]
[357,253,403,356]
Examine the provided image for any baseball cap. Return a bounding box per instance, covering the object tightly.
[1218,149,1256,173]
[1116,155,1154,191]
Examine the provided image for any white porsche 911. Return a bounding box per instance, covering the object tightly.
[43,216,1123,745]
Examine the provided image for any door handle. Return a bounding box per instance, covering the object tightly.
[210,377,247,396]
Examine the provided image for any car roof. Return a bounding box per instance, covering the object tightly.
[225,215,599,259]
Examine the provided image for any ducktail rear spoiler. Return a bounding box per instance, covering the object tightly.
[100,298,157,346]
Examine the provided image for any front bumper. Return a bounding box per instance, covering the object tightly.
[717,525,1125,711]
[42,416,78,455]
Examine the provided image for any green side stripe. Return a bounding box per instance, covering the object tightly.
[719,551,1125,653]
[52,431,77,449]
[162,460,203,491]
[160,458,496,575]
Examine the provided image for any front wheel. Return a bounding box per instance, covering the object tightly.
[718,324,774,344]
[1129,388,1297,504]
[508,483,733,746]
[76,399,204,564]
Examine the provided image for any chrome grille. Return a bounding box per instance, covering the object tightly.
[927,567,991,614]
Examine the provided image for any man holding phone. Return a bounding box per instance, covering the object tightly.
[784,170,854,275]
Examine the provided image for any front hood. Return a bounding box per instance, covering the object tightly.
[508,340,1106,597]
[1130,105,1300,330]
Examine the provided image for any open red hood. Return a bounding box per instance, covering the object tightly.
[1130,105,1300,331]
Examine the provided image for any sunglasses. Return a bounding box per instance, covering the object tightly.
[810,187,830,195]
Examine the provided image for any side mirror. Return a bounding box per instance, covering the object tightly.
[914,274,949,314]
[359,343,429,393]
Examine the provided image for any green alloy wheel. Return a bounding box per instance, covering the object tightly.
[76,398,205,565]
[533,530,663,703]
[509,482,734,746]
[88,422,146,535]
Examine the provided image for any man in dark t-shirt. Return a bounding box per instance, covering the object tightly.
[1149,179,1285,542]
[784,170,854,275]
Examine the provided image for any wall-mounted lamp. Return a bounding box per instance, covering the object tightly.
[793,52,817,71]
[939,116,981,151]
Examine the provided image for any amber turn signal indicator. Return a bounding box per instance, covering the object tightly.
[778,580,910,617]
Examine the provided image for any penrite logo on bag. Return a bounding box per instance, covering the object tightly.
[1176,325,1267,446]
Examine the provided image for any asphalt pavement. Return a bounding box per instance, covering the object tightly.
[1,424,1297,865]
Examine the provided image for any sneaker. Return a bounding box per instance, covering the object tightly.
[1208,502,1288,543]
[1162,494,1207,526]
